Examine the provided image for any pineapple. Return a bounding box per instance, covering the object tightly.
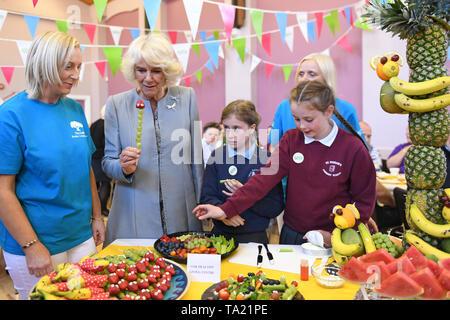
[404,146,447,189]
[405,189,446,231]
[408,109,449,147]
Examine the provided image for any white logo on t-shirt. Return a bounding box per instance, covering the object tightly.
[70,121,87,138]
[323,160,342,177]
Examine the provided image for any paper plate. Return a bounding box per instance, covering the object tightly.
[301,242,332,256]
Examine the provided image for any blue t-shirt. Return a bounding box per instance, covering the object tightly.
[0,91,95,255]
[268,97,366,147]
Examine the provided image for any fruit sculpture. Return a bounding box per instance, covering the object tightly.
[363,0,450,261]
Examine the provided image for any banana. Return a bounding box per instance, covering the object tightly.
[332,248,350,266]
[331,228,364,256]
[394,93,450,113]
[61,288,92,300]
[357,223,377,253]
[443,206,450,222]
[37,289,65,300]
[409,204,450,238]
[404,232,450,261]
[35,275,51,291]
[389,76,450,96]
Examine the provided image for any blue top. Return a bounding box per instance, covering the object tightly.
[268,97,366,147]
[388,142,412,174]
[0,91,95,255]
[200,144,284,234]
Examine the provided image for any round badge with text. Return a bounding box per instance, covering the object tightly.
[228,165,238,176]
[292,152,304,164]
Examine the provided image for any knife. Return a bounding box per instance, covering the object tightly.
[257,245,263,268]
[263,243,274,265]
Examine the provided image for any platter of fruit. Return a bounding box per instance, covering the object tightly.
[201,271,304,300]
[154,231,239,263]
[29,248,190,300]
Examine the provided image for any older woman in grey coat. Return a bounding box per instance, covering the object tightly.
[102,33,203,246]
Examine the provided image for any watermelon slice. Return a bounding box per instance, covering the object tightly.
[404,245,427,270]
[410,267,446,300]
[359,248,395,265]
[363,261,391,283]
[437,268,450,291]
[374,271,423,299]
[426,259,442,278]
[386,255,416,275]
[338,257,371,284]
[438,258,450,271]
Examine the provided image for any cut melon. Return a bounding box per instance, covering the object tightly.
[438,258,450,271]
[410,268,446,300]
[363,261,391,283]
[404,245,428,270]
[426,259,442,278]
[438,268,450,291]
[374,271,423,299]
[359,248,395,265]
[386,255,416,275]
[338,257,371,284]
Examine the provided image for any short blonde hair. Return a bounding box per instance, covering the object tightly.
[25,31,80,100]
[121,33,183,87]
[296,53,337,94]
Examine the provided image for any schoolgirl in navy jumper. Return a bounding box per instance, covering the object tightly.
[194,81,377,246]
[200,100,284,243]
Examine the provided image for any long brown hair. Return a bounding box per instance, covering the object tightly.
[290,81,367,149]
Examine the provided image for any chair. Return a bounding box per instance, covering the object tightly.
[389,187,409,237]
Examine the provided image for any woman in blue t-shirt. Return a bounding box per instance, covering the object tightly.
[0,31,105,299]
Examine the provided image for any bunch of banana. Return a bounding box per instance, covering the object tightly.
[409,204,450,238]
[441,188,450,222]
[404,231,450,261]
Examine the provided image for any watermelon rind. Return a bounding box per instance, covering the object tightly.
[374,271,423,299]
[338,257,371,284]
[359,248,395,265]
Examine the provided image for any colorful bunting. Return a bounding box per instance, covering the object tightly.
[55,20,68,34]
[218,3,235,44]
[285,26,294,52]
[94,61,106,78]
[232,37,246,63]
[342,6,354,27]
[191,43,200,57]
[205,60,214,73]
[16,40,32,65]
[0,10,7,32]
[198,31,207,42]
[296,12,308,43]
[354,17,371,31]
[324,10,339,36]
[261,33,271,57]
[275,12,287,44]
[307,20,316,43]
[336,34,352,52]
[173,43,191,72]
[129,28,140,40]
[213,30,220,41]
[282,65,293,83]
[250,10,264,43]
[143,0,161,31]
[264,62,274,79]
[195,69,202,83]
[23,14,39,38]
[250,55,261,73]
[32,0,38,7]
[1,66,14,85]
[314,12,324,38]
[102,47,123,76]
[109,26,123,45]
[83,24,96,44]
[203,36,220,68]
[183,0,203,40]
[168,31,178,44]
[93,0,107,23]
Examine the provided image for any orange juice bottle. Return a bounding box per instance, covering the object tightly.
[300,259,309,281]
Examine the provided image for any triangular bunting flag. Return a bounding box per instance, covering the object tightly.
[55,20,68,34]
[282,65,293,83]
[232,37,246,63]
[342,6,354,27]
[16,40,32,65]
[324,10,339,36]
[109,26,123,45]
[93,0,107,23]
[0,10,8,32]
[213,30,220,40]
[1,66,14,85]
[95,61,107,79]
[191,43,200,57]
[129,28,140,40]
[102,47,123,76]
[218,3,235,44]
[83,24,96,44]
[250,10,264,43]
[173,43,191,72]
[168,31,178,44]
[265,62,274,79]
[198,30,207,42]
[218,45,224,59]
[314,12,324,38]
[296,12,308,43]
[285,26,294,52]
[79,63,86,82]
[321,48,330,56]
[183,0,203,40]
[195,69,202,83]
[307,20,316,43]
[184,31,193,43]
[337,34,352,52]
[250,55,261,73]
[32,0,38,7]
[23,14,40,38]
[204,36,220,68]
[275,12,287,44]
[261,33,271,57]
[143,0,161,31]
[205,60,214,73]
[354,17,372,31]
[184,76,191,87]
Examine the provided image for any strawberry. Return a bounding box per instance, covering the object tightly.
[126,271,138,282]
[151,288,164,300]
[117,261,127,269]
[127,264,137,273]
[108,273,119,284]
[89,292,112,300]
[165,264,176,275]
[87,287,105,295]
[107,263,117,273]
[145,251,155,262]
[160,278,170,289]
[156,281,168,293]
[128,281,139,292]
[162,272,172,282]
[136,261,146,273]
[146,273,157,284]
[143,258,150,268]
[138,278,149,289]
[54,282,69,292]
[81,272,108,288]
[118,279,128,291]
[116,268,126,278]
[155,257,166,269]
[121,295,134,300]
[107,284,120,296]
[139,289,151,300]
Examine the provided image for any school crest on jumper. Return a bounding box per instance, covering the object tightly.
[323,160,342,177]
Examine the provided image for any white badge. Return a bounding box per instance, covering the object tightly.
[293,152,304,164]
[228,165,238,176]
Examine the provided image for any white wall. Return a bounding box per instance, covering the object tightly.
[362,28,409,159]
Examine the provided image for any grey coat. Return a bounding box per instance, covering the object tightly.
[102,86,203,246]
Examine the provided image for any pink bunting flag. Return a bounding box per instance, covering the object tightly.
[95,61,107,78]
[261,33,271,57]
[314,12,324,38]
[32,0,38,7]
[83,24,96,44]
[168,31,178,44]
[184,76,191,87]
[1,66,14,85]
[337,34,352,53]
[265,62,274,79]
[218,3,236,44]
[341,7,354,27]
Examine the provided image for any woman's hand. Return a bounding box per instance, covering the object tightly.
[222,179,243,197]
[316,230,332,248]
[23,242,54,278]
[192,204,227,221]
[91,220,106,247]
[367,217,379,234]
[222,215,245,227]
[120,147,141,175]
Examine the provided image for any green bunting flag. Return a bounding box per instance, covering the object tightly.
[102,47,123,76]
[324,10,339,36]
[354,17,371,31]
[55,20,68,34]
[282,65,293,83]
[195,69,202,83]
[191,43,200,56]
[93,0,108,22]
[232,37,246,63]
[213,30,220,40]
[250,10,263,43]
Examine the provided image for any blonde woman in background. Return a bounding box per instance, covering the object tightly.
[0,31,104,299]
[102,33,203,246]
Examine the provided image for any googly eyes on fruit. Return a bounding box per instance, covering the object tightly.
[380,56,388,64]
[391,55,399,62]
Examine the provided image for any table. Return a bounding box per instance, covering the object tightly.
[377,172,407,193]
[96,239,361,300]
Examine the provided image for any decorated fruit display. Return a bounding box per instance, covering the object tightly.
[29,248,187,300]
[201,271,304,300]
[155,232,238,263]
